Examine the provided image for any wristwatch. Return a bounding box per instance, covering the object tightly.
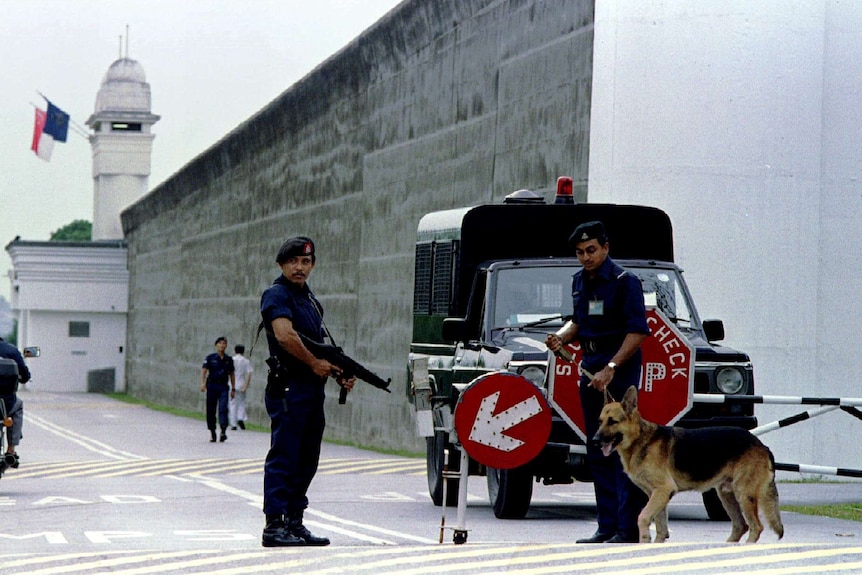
[606,361,617,370]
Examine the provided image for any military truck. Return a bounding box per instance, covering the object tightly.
[408,185,757,520]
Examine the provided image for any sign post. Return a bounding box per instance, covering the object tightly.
[446,372,551,544]
[548,307,694,440]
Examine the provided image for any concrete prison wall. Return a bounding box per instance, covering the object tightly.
[121,0,595,451]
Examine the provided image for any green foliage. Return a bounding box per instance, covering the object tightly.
[3,320,17,345]
[50,220,92,241]
[783,503,862,522]
[105,392,423,457]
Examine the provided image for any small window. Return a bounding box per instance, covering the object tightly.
[413,243,432,314]
[69,321,90,338]
[431,242,454,315]
[413,240,459,316]
[111,122,142,132]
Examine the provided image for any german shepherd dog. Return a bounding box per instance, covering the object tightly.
[594,386,784,543]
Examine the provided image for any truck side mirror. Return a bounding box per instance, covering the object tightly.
[441,318,469,342]
[702,320,725,342]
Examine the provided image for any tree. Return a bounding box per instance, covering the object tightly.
[7,321,17,345]
[2,320,17,345]
[50,220,92,241]
[0,297,14,342]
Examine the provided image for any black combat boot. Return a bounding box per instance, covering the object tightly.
[210,430,217,443]
[219,427,228,442]
[287,511,330,546]
[262,515,305,547]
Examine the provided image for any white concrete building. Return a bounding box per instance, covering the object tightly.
[588,0,862,472]
[5,54,157,392]
[6,240,128,392]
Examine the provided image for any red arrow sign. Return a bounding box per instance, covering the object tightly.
[454,372,552,469]
[548,307,694,441]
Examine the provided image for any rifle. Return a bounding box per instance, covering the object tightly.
[297,333,391,404]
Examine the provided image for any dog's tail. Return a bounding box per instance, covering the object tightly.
[761,448,784,539]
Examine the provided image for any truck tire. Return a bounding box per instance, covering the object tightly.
[487,465,533,519]
[702,488,730,521]
[427,431,459,507]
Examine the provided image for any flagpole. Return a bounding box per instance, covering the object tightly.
[69,123,91,140]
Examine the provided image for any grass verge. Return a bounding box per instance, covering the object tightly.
[782,503,862,522]
[105,392,422,458]
[779,478,862,522]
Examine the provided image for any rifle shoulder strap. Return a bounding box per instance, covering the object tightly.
[249,321,266,358]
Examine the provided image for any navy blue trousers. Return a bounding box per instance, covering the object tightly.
[579,361,648,537]
[263,381,325,516]
[205,383,230,431]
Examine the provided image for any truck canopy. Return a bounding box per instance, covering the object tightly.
[415,203,674,318]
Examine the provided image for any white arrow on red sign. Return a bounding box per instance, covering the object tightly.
[454,372,552,469]
[467,391,543,452]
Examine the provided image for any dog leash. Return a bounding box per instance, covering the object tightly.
[553,348,615,401]
[552,347,597,380]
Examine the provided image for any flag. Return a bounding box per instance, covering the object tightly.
[31,108,52,160]
[31,100,70,161]
[45,101,70,142]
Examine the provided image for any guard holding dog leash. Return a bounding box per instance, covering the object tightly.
[545,221,650,544]
[259,236,355,547]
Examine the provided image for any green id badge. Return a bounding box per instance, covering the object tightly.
[588,300,604,315]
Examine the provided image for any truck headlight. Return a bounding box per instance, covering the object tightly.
[716,367,744,394]
[518,365,546,387]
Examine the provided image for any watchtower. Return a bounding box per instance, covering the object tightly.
[86,53,160,240]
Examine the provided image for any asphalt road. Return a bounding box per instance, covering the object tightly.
[1,389,861,574]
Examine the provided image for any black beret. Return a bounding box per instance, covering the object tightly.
[214,336,227,345]
[568,221,607,249]
[276,236,315,264]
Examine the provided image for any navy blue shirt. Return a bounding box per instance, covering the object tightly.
[0,340,30,383]
[260,275,325,382]
[202,353,234,386]
[572,257,649,368]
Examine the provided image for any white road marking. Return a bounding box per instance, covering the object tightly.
[27,413,147,460]
[190,475,437,545]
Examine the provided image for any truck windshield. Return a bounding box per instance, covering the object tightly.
[633,267,694,327]
[492,267,573,328]
[492,265,695,331]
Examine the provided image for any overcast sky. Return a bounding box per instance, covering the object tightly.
[0,0,403,301]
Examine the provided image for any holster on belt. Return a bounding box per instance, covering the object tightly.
[265,356,289,399]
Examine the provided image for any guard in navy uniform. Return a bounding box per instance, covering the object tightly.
[259,236,355,547]
[0,337,31,468]
[200,336,235,443]
[546,221,650,543]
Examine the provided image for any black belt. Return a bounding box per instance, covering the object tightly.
[580,336,623,355]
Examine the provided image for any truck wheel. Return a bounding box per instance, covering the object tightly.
[427,431,459,507]
[487,465,533,519]
[702,488,730,521]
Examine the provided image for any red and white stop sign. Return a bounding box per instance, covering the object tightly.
[547,307,694,441]
[454,372,552,469]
